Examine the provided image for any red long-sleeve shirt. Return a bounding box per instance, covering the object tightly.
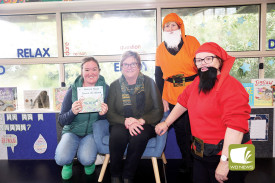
[178,75,251,145]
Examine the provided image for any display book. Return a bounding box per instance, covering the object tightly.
[242,83,254,106]
[77,86,103,113]
[24,89,50,109]
[0,87,17,111]
[251,78,275,106]
[52,87,68,111]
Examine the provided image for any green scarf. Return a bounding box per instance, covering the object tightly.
[119,72,145,118]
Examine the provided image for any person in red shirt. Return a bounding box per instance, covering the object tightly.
[155,13,200,176]
[155,42,252,183]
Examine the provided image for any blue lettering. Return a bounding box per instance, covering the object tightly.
[142,62,147,71]
[30,48,35,58]
[268,39,275,49]
[0,66,5,75]
[17,49,23,58]
[43,48,50,57]
[24,48,30,58]
[35,48,42,57]
[114,63,120,72]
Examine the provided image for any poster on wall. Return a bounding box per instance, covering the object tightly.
[249,114,269,141]
[0,113,57,160]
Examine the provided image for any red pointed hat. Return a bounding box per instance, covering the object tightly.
[195,42,234,62]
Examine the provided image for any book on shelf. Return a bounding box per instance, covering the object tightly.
[24,90,50,109]
[272,85,275,106]
[77,86,103,113]
[251,79,275,106]
[242,83,254,106]
[53,87,68,111]
[0,87,17,111]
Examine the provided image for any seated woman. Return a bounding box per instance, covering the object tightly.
[155,42,252,183]
[107,51,164,183]
[55,57,109,180]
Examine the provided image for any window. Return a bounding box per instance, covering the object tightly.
[267,3,275,51]
[229,58,259,83]
[162,5,260,51]
[0,14,58,58]
[264,57,275,78]
[64,61,156,86]
[0,64,60,109]
[62,9,157,56]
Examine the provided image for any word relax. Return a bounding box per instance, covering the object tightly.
[17,48,50,58]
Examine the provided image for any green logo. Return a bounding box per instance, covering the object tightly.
[229,144,255,171]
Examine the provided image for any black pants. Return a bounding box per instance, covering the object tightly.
[109,124,155,179]
[193,156,248,183]
[169,103,193,168]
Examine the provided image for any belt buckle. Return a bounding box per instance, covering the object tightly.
[192,137,204,158]
[172,74,185,87]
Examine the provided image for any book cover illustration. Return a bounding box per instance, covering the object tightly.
[242,83,254,106]
[77,86,103,113]
[272,85,275,106]
[0,87,17,111]
[251,79,275,106]
[53,87,68,111]
[24,90,50,109]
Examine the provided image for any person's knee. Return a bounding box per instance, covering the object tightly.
[110,125,128,141]
[55,153,72,166]
[78,151,97,166]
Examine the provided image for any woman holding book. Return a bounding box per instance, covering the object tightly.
[55,57,109,180]
[107,51,164,183]
[155,42,252,183]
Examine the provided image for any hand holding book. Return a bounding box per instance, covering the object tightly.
[72,100,83,115]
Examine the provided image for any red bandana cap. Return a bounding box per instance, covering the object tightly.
[162,13,186,41]
[195,42,235,91]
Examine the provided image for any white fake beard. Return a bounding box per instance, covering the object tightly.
[163,29,182,49]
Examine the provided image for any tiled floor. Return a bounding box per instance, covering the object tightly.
[0,158,274,183]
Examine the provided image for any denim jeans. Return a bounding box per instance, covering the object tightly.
[55,132,97,166]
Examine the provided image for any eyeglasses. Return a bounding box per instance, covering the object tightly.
[194,56,217,65]
[122,62,138,68]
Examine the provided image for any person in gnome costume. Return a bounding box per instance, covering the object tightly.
[155,12,200,176]
[156,42,252,183]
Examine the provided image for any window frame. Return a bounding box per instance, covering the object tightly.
[0,1,274,84]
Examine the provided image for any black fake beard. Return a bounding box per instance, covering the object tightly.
[198,67,218,94]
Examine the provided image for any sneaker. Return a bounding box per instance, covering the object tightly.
[61,163,73,180]
[84,163,95,175]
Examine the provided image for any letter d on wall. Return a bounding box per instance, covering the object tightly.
[0,66,5,75]
[268,39,275,49]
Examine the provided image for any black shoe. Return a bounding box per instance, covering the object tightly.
[111,177,123,183]
[123,178,134,183]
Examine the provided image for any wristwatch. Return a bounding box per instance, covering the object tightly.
[221,155,228,162]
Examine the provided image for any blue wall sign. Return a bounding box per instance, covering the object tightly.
[114,62,148,72]
[0,66,5,75]
[268,39,275,49]
[17,48,50,58]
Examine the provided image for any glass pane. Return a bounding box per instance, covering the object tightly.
[267,4,275,50]
[0,14,58,58]
[162,5,259,51]
[230,58,259,83]
[64,63,81,87]
[264,57,275,78]
[65,61,155,86]
[0,64,60,109]
[62,9,156,56]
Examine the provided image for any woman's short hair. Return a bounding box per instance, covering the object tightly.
[81,57,101,71]
[120,51,142,69]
